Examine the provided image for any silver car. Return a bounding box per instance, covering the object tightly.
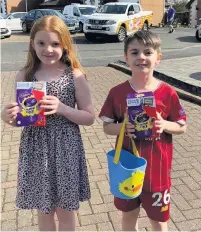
[0,16,11,39]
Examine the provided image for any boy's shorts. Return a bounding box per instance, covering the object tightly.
[114,189,170,222]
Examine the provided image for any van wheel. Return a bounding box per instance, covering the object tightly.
[117,26,126,42]
[142,21,149,30]
[79,22,83,32]
[196,30,201,41]
[85,33,96,42]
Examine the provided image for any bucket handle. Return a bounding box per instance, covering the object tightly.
[114,117,139,164]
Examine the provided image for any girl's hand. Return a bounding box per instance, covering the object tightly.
[40,96,63,116]
[154,112,167,134]
[1,103,19,123]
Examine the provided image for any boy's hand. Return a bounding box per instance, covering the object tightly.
[124,107,136,138]
[154,112,167,134]
[40,96,63,115]
[1,103,19,123]
[125,122,135,138]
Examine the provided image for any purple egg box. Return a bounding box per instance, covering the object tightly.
[16,82,46,127]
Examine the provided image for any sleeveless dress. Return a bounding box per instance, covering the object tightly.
[16,67,91,214]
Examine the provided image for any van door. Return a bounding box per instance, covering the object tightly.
[63,6,70,17]
[127,5,137,33]
[133,4,143,30]
[73,6,80,20]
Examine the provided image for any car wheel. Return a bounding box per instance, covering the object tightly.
[196,30,201,41]
[117,26,126,42]
[85,33,96,42]
[70,31,77,35]
[5,35,11,38]
[79,22,83,32]
[22,23,29,33]
[142,21,149,30]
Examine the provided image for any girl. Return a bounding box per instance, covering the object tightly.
[1,16,95,231]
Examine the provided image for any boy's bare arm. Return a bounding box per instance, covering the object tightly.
[155,112,187,135]
[103,122,123,136]
[164,121,187,135]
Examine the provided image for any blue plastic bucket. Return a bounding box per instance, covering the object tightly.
[107,149,147,199]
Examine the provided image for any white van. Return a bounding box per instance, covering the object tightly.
[84,2,152,42]
[63,4,97,32]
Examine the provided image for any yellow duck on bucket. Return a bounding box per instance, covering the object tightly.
[119,170,145,197]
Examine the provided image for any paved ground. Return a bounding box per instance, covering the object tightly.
[1,67,201,231]
[155,56,201,88]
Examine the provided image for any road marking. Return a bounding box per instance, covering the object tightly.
[163,44,201,52]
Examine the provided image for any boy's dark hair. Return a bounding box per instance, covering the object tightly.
[124,30,161,54]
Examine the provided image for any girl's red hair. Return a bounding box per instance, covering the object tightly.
[24,15,85,81]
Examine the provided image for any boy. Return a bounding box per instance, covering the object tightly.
[99,30,186,231]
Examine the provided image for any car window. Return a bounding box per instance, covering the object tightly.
[7,15,14,19]
[27,11,35,18]
[73,7,80,16]
[133,5,140,13]
[5,13,11,18]
[78,7,96,15]
[13,13,26,18]
[128,5,134,13]
[12,13,20,18]
[35,11,43,18]
[100,5,127,14]
[53,10,66,19]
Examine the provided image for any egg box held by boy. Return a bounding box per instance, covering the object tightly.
[126,91,159,139]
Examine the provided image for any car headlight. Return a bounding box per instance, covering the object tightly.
[105,20,116,25]
[85,19,89,24]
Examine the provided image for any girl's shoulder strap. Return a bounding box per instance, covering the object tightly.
[16,69,26,82]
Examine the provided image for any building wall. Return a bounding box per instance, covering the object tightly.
[6,0,42,13]
[140,0,165,26]
[189,0,197,27]
[1,0,7,15]
[6,0,25,12]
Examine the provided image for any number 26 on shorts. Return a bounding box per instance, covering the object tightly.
[152,189,171,207]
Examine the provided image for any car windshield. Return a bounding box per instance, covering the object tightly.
[4,13,11,19]
[98,5,127,14]
[78,7,96,15]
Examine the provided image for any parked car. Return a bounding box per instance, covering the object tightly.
[20,9,79,34]
[196,19,201,42]
[63,4,97,32]
[0,16,11,39]
[196,24,201,41]
[4,12,26,30]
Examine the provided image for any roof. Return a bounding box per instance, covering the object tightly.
[76,4,96,8]
[34,9,58,11]
[186,0,195,9]
[105,2,138,5]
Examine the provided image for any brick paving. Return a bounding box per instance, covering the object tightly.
[1,67,201,231]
